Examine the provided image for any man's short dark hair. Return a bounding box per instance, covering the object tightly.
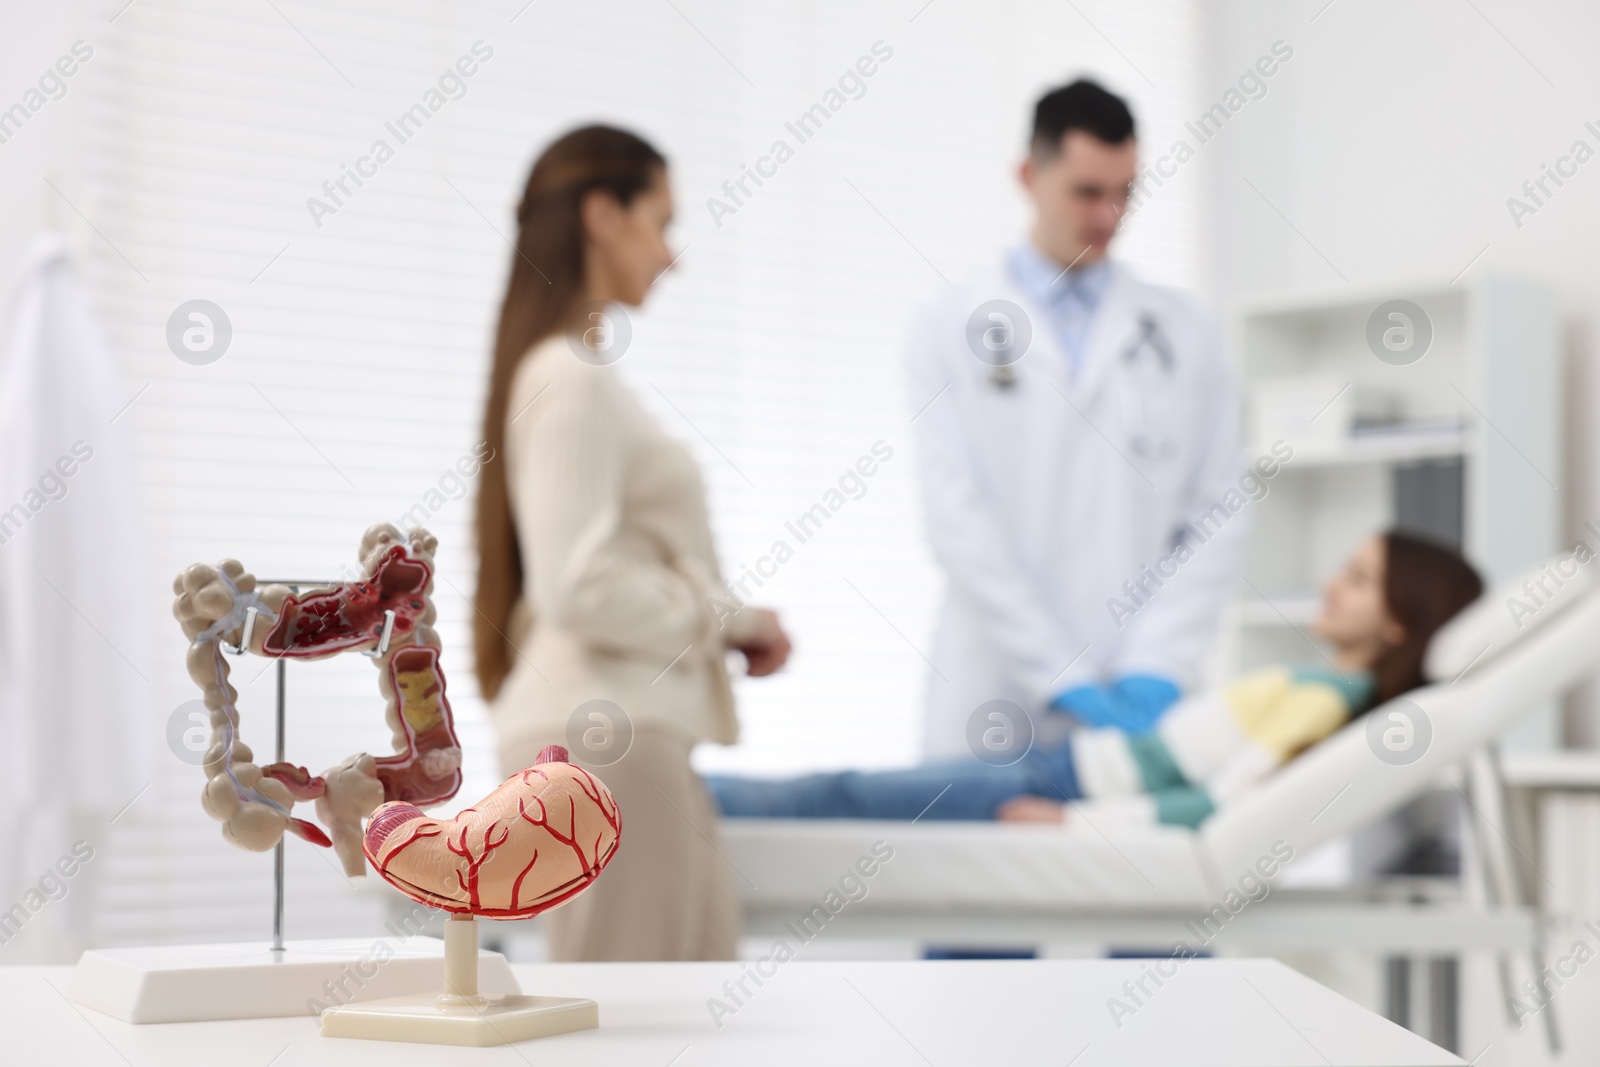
[1030,79,1135,158]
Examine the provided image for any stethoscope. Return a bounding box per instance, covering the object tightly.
[1121,311,1179,461]
[1122,311,1173,373]
[982,306,1181,465]
[982,307,1026,389]
[987,361,1019,389]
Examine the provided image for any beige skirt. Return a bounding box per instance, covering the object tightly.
[499,726,739,962]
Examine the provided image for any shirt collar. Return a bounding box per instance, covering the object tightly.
[1007,242,1113,308]
[1291,664,1378,713]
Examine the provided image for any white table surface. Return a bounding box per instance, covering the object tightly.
[10,958,1461,1066]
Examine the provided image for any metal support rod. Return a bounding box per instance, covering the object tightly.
[219,606,257,656]
[271,652,288,953]
[1469,744,1561,1055]
[359,609,396,659]
[264,580,317,955]
[221,577,374,954]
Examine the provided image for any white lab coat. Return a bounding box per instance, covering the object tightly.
[908,258,1247,759]
[0,234,149,960]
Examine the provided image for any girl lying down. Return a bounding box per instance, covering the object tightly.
[707,531,1482,829]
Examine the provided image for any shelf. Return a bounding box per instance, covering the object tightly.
[1233,595,1320,628]
[1500,751,1600,789]
[1225,274,1559,751]
[1232,278,1466,322]
[1252,429,1470,471]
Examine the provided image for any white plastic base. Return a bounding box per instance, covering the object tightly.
[64,938,520,1023]
[319,992,598,1046]
[320,915,597,1048]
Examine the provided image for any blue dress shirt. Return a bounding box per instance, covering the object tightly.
[1006,243,1112,376]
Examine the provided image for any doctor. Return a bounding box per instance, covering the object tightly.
[908,79,1247,760]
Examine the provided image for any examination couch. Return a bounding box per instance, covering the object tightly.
[720,554,1600,1001]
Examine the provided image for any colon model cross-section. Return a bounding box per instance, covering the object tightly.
[172,524,465,876]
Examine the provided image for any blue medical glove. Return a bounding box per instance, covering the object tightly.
[1111,674,1180,734]
[1049,684,1122,729]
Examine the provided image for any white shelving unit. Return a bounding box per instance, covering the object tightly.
[1219,276,1561,747]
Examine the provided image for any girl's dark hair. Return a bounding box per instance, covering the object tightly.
[473,125,666,701]
[1371,530,1485,706]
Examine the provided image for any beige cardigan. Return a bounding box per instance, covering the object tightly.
[488,335,756,755]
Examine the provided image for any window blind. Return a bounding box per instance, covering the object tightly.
[62,0,1199,945]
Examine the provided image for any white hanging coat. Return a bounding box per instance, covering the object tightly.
[0,234,149,959]
[907,258,1248,759]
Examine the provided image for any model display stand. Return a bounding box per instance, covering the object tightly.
[319,914,596,1046]
[321,742,621,1045]
[64,935,520,1024]
[67,525,610,1028]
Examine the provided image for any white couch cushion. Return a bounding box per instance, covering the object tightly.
[719,818,1215,910]
[1425,550,1595,682]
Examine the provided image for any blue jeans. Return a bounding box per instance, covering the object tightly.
[705,741,1080,821]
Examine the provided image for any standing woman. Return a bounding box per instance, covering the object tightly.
[474,126,791,961]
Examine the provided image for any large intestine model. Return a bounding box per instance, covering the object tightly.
[173,524,464,877]
[173,522,621,919]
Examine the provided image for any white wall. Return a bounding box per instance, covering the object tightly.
[1197,0,1600,743]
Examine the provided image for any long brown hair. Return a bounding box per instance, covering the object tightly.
[474,125,666,701]
[1371,530,1484,705]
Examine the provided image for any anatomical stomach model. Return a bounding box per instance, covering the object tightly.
[365,745,621,919]
[366,748,617,921]
[173,524,465,876]
[327,744,620,1045]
